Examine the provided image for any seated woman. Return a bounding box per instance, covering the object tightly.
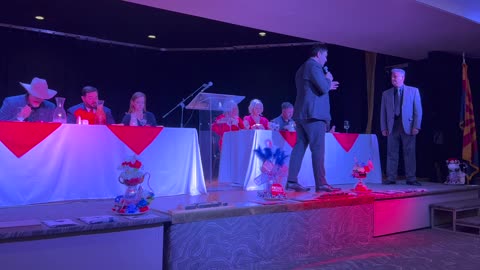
[243,99,269,130]
[212,101,245,149]
[121,92,157,126]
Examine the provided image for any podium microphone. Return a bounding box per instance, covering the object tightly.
[200,81,213,92]
[162,81,214,124]
[203,81,213,88]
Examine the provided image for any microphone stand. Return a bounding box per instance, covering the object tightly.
[162,83,208,128]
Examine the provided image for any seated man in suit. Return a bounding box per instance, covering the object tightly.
[270,102,296,131]
[67,86,115,124]
[0,77,57,122]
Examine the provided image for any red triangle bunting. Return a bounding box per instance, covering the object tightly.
[0,121,62,158]
[107,125,163,155]
[279,130,297,148]
[332,133,359,152]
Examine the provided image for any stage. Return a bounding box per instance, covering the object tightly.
[1,181,479,269]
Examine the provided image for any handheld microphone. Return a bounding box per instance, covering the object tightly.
[323,66,329,74]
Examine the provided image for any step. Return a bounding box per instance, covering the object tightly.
[430,199,480,211]
[456,216,480,229]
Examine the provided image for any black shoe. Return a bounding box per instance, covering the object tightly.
[286,182,311,192]
[315,185,341,192]
[406,180,422,186]
[383,180,396,185]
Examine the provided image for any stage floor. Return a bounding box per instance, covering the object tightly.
[237,228,480,269]
[2,181,477,223]
[148,180,480,214]
[2,181,479,270]
[1,181,478,222]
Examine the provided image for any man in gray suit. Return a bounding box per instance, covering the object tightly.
[0,77,57,122]
[286,44,340,192]
[380,69,423,185]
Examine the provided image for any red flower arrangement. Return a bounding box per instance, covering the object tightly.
[118,156,145,186]
[113,155,154,215]
[352,159,374,192]
[121,160,142,169]
[352,159,373,179]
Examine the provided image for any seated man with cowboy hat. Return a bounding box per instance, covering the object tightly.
[0,77,57,122]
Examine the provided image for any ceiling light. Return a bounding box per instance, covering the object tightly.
[147,35,156,39]
[35,16,45,21]
[258,32,266,37]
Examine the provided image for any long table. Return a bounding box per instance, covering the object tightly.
[218,130,382,190]
[0,122,206,206]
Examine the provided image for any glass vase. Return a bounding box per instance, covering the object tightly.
[123,184,143,204]
[114,173,154,215]
[52,97,67,123]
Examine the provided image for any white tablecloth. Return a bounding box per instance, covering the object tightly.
[218,130,382,190]
[0,125,206,206]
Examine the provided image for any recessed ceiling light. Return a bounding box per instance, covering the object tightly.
[35,16,45,21]
[147,35,156,39]
[258,32,266,37]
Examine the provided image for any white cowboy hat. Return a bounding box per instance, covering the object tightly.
[19,77,57,99]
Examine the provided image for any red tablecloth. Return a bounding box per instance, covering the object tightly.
[279,130,359,152]
[279,131,297,147]
[0,121,61,157]
[332,133,360,152]
[107,125,164,155]
[219,130,381,189]
[0,125,206,206]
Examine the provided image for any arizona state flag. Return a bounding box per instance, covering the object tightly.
[460,62,479,183]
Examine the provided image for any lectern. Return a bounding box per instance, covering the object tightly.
[186,92,245,182]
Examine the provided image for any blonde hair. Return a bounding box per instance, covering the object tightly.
[223,100,237,113]
[248,99,263,114]
[128,92,147,113]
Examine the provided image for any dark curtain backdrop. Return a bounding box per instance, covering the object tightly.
[1,28,479,180]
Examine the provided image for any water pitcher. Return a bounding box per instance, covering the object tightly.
[52,97,67,123]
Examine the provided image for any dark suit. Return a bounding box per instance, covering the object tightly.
[0,94,55,122]
[380,85,422,181]
[287,58,332,187]
[121,112,157,126]
[67,103,115,124]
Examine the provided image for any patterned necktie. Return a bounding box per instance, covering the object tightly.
[394,88,402,116]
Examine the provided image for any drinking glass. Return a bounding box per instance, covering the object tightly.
[344,120,350,133]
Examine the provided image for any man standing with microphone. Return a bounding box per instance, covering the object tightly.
[286,44,341,192]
